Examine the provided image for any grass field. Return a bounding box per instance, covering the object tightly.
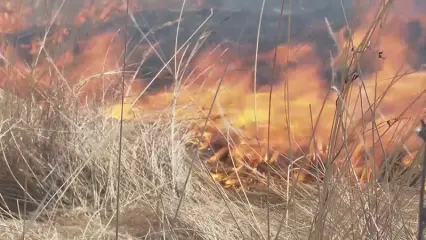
[0,0,425,239]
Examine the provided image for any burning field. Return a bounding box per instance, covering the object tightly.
[0,0,425,239]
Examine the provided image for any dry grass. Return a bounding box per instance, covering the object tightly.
[0,85,422,240]
[0,0,425,239]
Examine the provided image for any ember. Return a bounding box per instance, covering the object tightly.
[0,0,425,188]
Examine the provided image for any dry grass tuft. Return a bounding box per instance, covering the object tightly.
[0,89,271,239]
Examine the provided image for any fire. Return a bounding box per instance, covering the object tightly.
[0,0,425,187]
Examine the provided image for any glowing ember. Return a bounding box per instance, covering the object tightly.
[0,0,425,188]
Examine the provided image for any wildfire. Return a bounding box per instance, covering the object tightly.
[0,0,425,188]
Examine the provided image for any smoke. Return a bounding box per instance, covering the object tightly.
[405,20,426,69]
[3,0,426,93]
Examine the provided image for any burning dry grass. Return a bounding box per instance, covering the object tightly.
[0,88,421,239]
[0,0,425,239]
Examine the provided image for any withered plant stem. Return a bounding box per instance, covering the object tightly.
[417,120,426,240]
[115,0,130,239]
[254,0,267,135]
